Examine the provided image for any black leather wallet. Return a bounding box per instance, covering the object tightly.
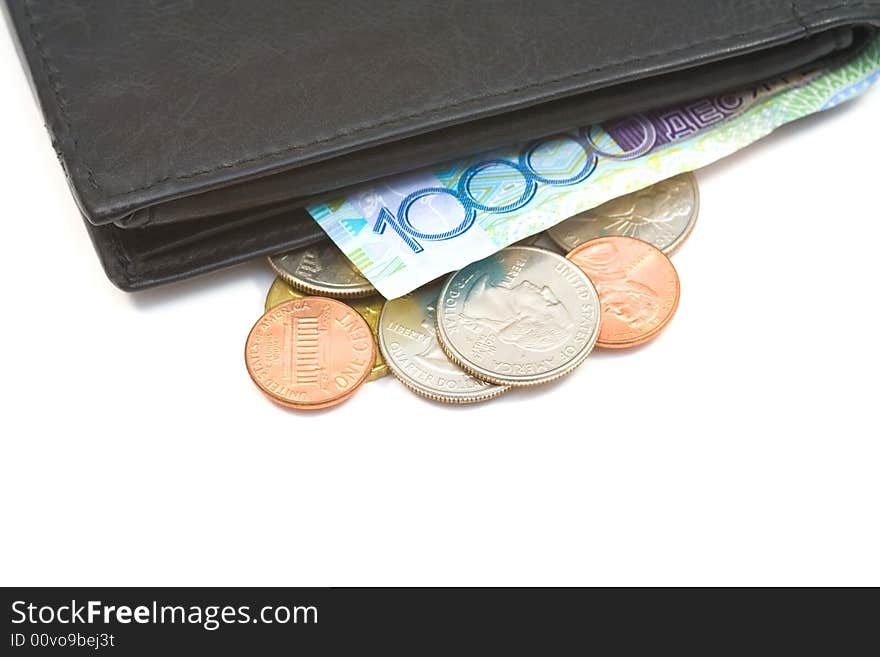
[5,0,879,290]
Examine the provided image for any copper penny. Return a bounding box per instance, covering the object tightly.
[244,297,375,410]
[567,236,680,349]
[264,277,389,382]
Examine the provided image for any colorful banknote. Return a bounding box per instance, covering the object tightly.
[308,37,880,298]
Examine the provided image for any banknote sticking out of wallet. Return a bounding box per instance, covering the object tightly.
[5,1,880,291]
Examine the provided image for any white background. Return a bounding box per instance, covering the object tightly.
[1,28,878,587]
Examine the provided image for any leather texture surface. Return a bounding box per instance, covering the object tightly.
[5,0,880,290]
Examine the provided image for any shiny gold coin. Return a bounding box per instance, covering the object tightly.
[265,277,388,381]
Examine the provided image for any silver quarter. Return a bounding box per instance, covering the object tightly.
[268,240,376,298]
[547,172,699,255]
[378,282,508,404]
[436,246,601,386]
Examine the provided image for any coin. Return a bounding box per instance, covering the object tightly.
[265,276,306,312]
[547,173,699,255]
[378,282,507,404]
[268,240,376,298]
[567,236,680,349]
[245,297,375,410]
[435,246,601,387]
[265,277,389,381]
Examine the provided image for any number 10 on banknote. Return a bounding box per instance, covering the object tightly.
[308,37,880,298]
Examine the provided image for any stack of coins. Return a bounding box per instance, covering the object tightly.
[245,172,699,408]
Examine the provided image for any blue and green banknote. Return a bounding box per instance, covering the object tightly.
[308,37,880,298]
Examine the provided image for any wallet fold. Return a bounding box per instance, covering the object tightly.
[5,0,880,290]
